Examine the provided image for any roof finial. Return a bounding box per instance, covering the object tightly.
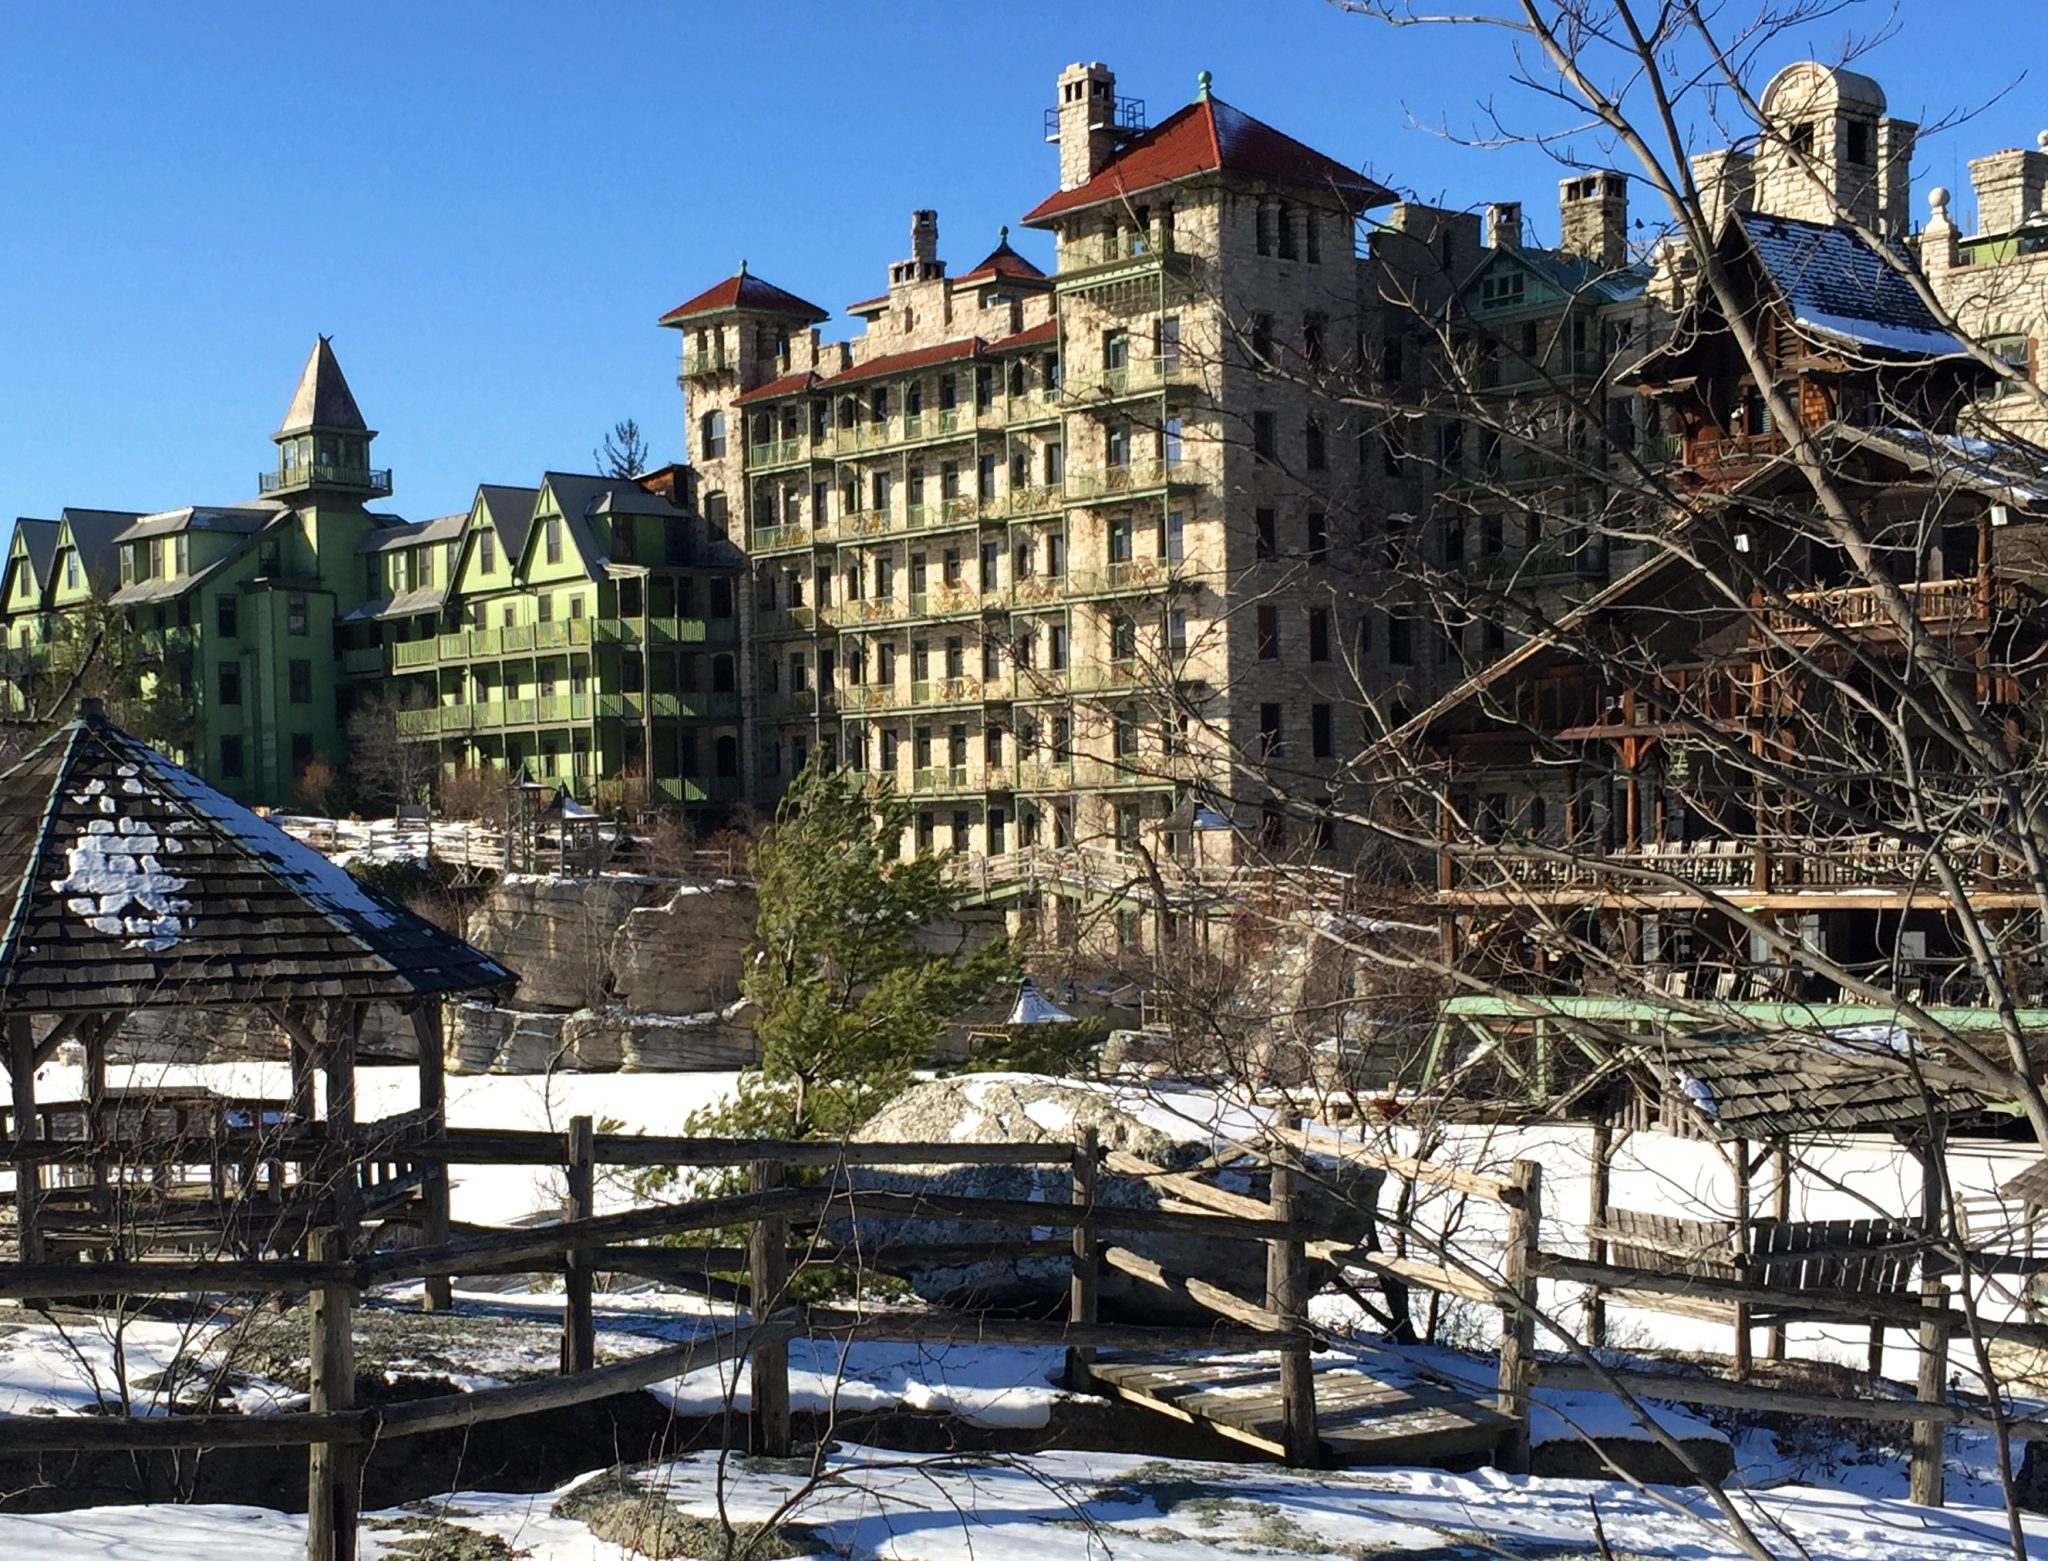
[78,697,107,727]
[1197,69,1212,100]
[998,224,1009,245]
[738,258,748,277]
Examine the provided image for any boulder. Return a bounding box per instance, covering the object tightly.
[842,1074,1380,1323]
[610,882,757,1015]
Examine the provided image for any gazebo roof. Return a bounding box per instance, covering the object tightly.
[0,705,514,1011]
[1005,978,1075,1027]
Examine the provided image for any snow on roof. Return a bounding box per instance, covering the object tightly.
[0,708,514,1010]
[1738,212,1973,360]
[1004,979,1075,1026]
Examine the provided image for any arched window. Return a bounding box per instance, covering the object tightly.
[700,411,727,459]
[714,734,739,778]
[711,653,736,693]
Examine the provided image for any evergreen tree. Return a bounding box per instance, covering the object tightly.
[690,763,1014,1145]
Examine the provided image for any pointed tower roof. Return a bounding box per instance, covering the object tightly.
[0,705,513,1010]
[1022,87,1394,226]
[956,227,1049,286]
[278,336,370,436]
[657,265,829,327]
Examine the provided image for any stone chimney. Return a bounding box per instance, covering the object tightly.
[1486,201,1523,249]
[1877,117,1917,238]
[1055,61,1119,191]
[1691,149,1755,235]
[1969,134,2048,234]
[891,209,946,286]
[1559,172,1629,269]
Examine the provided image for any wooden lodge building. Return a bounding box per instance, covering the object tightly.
[1406,160,2048,1099]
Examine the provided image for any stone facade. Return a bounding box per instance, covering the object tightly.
[664,64,1484,876]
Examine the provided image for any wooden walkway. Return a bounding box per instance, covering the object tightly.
[1082,1352,1513,1466]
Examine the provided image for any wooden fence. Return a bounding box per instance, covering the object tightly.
[0,1117,2029,1554]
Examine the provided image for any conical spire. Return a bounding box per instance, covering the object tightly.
[278,335,368,436]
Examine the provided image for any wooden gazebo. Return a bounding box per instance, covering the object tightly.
[0,701,512,1296]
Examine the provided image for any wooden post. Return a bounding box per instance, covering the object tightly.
[1910,1274,1951,1506]
[8,1015,43,1268]
[1265,1159,1319,1468]
[305,1227,358,1561]
[748,1158,791,1457]
[560,1115,595,1375]
[1731,1138,1752,1381]
[1495,1159,1542,1474]
[1769,1142,1791,1364]
[1585,1119,1613,1350]
[1910,1134,1950,1507]
[1066,1126,1099,1391]
[410,1005,452,1312]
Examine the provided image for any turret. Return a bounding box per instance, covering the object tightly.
[261,337,389,499]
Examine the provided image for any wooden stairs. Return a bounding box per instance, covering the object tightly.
[1081,1350,1513,1466]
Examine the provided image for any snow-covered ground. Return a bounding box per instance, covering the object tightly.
[3,1442,2046,1559]
[5,1066,2046,1554]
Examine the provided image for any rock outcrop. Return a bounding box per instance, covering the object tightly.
[609,882,757,1015]
[466,876,674,1011]
[445,1002,757,1074]
[842,1074,1380,1322]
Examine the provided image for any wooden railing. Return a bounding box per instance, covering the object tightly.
[1442,832,2001,898]
[1760,576,2021,638]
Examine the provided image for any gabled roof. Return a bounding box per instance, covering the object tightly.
[1646,1029,1983,1140]
[58,510,142,591]
[1737,212,1972,360]
[0,707,514,1010]
[956,231,1048,286]
[474,484,539,563]
[658,267,829,327]
[1022,93,1393,226]
[278,336,371,435]
[528,472,688,578]
[10,519,61,590]
[1460,243,1649,309]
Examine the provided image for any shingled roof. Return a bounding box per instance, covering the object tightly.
[0,707,514,1010]
[1647,1029,1981,1140]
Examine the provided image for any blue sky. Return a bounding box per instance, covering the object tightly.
[1,1,2039,525]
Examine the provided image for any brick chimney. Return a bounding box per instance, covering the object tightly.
[1969,134,2048,234]
[1486,201,1523,249]
[1558,172,1629,269]
[1055,61,1118,191]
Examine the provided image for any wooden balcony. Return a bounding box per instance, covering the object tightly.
[1439,832,2018,908]
[1758,576,2024,641]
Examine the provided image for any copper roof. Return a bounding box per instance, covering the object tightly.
[1022,94,1392,226]
[658,268,829,327]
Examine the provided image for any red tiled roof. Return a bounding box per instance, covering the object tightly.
[727,339,992,404]
[734,370,820,406]
[658,269,829,327]
[991,318,1059,351]
[956,235,1048,285]
[1021,95,1393,226]
[821,337,984,388]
